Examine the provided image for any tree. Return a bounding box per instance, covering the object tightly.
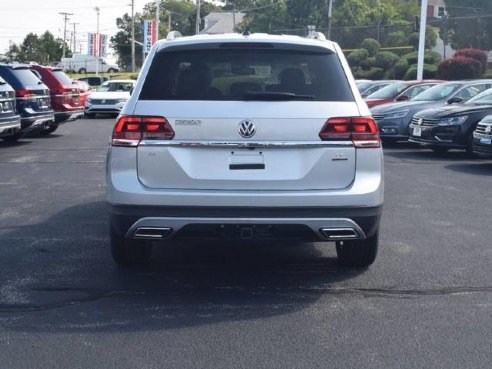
[444,0,492,50]
[5,31,66,63]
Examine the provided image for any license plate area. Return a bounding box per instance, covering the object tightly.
[229,152,265,170]
[413,127,422,136]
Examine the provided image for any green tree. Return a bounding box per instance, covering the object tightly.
[5,31,66,63]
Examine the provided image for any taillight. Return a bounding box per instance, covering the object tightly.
[16,89,35,98]
[319,117,380,148]
[112,116,175,147]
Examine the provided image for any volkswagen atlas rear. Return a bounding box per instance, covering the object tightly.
[107,33,384,269]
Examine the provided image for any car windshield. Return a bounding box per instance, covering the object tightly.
[412,83,462,101]
[366,82,408,99]
[100,81,134,92]
[465,89,492,105]
[356,82,372,91]
[10,68,43,86]
[52,70,73,86]
[139,45,354,101]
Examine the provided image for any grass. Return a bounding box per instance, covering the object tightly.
[68,72,139,80]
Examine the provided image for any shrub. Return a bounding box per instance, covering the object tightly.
[358,67,385,80]
[401,51,441,65]
[360,56,377,70]
[393,59,409,79]
[347,48,369,67]
[453,48,488,73]
[361,38,380,57]
[404,64,438,80]
[437,57,482,80]
[375,51,399,70]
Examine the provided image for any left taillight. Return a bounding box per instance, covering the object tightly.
[112,116,175,147]
[319,116,381,148]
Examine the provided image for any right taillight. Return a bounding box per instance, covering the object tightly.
[16,89,35,99]
[112,116,175,147]
[319,116,380,148]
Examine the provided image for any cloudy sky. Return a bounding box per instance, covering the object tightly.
[0,0,150,55]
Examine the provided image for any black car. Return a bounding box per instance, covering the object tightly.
[472,115,492,156]
[77,76,109,87]
[0,64,55,134]
[0,76,22,141]
[409,88,492,152]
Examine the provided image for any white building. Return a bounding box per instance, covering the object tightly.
[201,12,245,34]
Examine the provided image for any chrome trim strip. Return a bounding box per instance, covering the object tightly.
[139,140,353,148]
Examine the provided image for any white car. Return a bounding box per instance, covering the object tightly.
[106,32,384,269]
[84,80,135,118]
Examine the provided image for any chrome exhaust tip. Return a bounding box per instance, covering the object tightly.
[133,227,172,239]
[320,228,359,241]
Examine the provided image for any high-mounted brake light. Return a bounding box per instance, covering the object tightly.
[319,116,380,148]
[112,116,175,147]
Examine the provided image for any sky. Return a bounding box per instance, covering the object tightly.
[0,0,150,57]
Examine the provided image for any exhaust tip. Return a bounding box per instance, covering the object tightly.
[320,228,359,241]
[133,227,172,239]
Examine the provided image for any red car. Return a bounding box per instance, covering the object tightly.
[364,80,443,108]
[30,65,84,124]
[73,80,93,107]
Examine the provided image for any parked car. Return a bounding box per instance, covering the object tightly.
[77,76,109,87]
[371,80,492,141]
[357,80,400,98]
[0,63,55,135]
[472,115,492,156]
[106,32,383,269]
[0,76,21,142]
[364,80,443,108]
[30,65,84,127]
[84,79,135,118]
[73,80,93,107]
[409,88,492,153]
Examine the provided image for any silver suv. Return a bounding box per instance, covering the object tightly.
[106,32,384,268]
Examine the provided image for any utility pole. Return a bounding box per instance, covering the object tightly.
[95,7,100,76]
[416,0,428,80]
[156,0,160,40]
[327,0,333,39]
[195,0,201,34]
[130,0,136,72]
[70,22,79,55]
[59,12,73,58]
[168,12,172,32]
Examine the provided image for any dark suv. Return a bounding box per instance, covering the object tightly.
[30,65,83,128]
[0,64,55,135]
[0,76,21,141]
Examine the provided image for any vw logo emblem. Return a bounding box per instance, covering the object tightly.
[417,118,423,126]
[101,99,106,104]
[238,120,256,138]
[485,125,492,133]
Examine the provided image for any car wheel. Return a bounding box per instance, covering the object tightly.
[2,132,23,142]
[110,226,152,269]
[336,231,379,268]
[108,68,117,73]
[431,147,449,153]
[39,123,59,136]
[78,68,87,74]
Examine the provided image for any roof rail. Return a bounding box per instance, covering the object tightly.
[166,31,182,40]
[306,25,326,41]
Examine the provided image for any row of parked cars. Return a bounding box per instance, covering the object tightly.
[0,62,137,142]
[357,79,492,156]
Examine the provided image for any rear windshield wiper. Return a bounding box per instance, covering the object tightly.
[242,92,315,101]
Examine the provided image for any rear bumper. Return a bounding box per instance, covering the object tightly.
[0,115,21,137]
[109,204,383,241]
[20,112,55,132]
[55,109,84,123]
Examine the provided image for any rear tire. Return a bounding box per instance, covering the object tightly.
[2,132,23,142]
[39,123,59,136]
[78,68,86,74]
[108,68,117,73]
[110,226,152,269]
[336,231,379,268]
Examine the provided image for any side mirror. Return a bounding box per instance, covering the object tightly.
[447,96,463,104]
[395,95,409,102]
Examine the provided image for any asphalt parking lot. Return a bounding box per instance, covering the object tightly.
[1,118,491,369]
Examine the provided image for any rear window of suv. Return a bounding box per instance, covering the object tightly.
[140,44,354,101]
[9,68,43,86]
